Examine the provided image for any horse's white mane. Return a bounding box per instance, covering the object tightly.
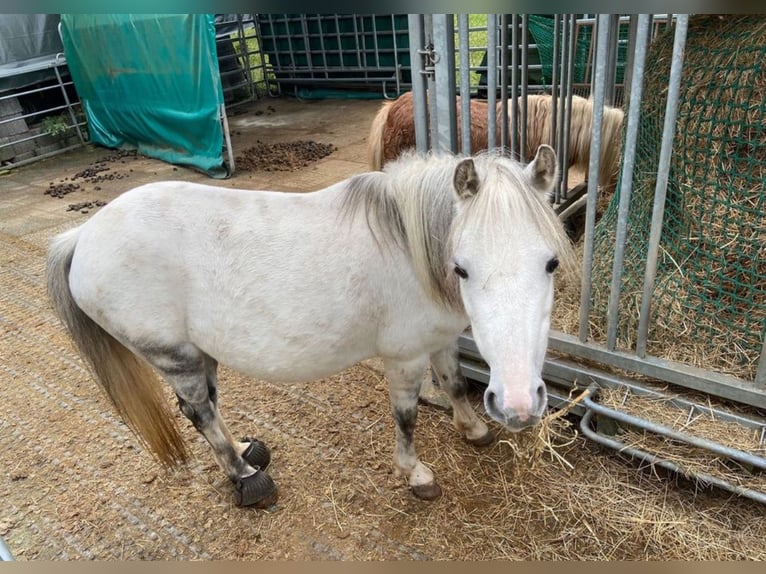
[340,151,574,310]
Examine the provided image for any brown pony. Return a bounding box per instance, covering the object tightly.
[367,91,624,192]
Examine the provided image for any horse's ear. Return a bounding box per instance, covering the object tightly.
[526,144,558,198]
[454,158,480,199]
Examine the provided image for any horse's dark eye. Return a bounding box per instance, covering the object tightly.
[546,257,560,274]
[454,264,468,279]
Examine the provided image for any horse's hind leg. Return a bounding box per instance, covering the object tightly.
[143,344,277,508]
[430,343,493,446]
[384,356,442,500]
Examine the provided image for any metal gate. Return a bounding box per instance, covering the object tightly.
[407,14,766,503]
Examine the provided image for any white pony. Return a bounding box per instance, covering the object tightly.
[46,146,573,508]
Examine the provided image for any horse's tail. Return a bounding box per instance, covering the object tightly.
[46,227,188,467]
[367,99,393,171]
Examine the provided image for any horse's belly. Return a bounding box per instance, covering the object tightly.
[202,323,377,383]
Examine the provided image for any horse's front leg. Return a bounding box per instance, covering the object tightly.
[384,356,442,500]
[430,342,494,446]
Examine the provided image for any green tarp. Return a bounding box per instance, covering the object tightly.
[60,14,227,177]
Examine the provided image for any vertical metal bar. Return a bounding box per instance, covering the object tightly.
[424,16,439,148]
[520,14,529,162]
[755,336,766,388]
[510,15,519,159]
[458,14,472,155]
[235,15,254,100]
[316,16,330,81]
[352,15,364,77]
[390,15,401,94]
[52,62,85,144]
[622,15,639,107]
[550,14,561,203]
[372,16,380,69]
[604,14,619,106]
[578,14,611,343]
[486,14,498,151]
[334,15,344,71]
[500,15,509,155]
[636,14,689,357]
[221,103,235,174]
[556,14,570,199]
[407,14,429,153]
[605,14,651,351]
[560,14,576,199]
[432,14,458,154]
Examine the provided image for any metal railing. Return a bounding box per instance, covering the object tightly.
[408,13,766,504]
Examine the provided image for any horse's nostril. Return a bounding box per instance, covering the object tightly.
[486,390,498,412]
[536,383,546,404]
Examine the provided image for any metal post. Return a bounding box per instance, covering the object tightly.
[520,14,529,162]
[487,14,498,150]
[636,14,689,357]
[578,14,611,343]
[52,58,85,144]
[458,14,472,155]
[407,14,429,153]
[500,15,509,155]
[756,336,766,388]
[560,14,576,199]
[604,14,620,106]
[556,14,570,199]
[509,15,518,158]
[550,14,560,200]
[605,14,650,351]
[432,14,458,154]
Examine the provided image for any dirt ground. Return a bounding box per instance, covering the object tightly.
[1,96,766,561]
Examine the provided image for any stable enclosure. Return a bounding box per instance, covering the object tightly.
[403,14,766,503]
[2,12,766,561]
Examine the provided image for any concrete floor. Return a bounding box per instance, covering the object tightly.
[0,96,382,244]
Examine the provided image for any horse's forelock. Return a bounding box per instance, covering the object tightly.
[454,153,577,279]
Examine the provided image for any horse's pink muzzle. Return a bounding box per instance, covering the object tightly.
[483,377,547,431]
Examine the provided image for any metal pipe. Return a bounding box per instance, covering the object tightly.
[220,103,235,175]
[458,14,472,155]
[432,14,457,154]
[605,14,650,351]
[520,14,529,162]
[0,535,13,561]
[556,15,570,199]
[578,14,611,342]
[579,409,766,505]
[636,14,689,357]
[500,15,509,155]
[755,335,766,388]
[583,390,766,471]
[560,13,576,200]
[509,15,518,158]
[550,14,560,203]
[407,14,429,153]
[486,14,497,150]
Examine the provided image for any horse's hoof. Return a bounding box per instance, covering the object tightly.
[467,430,495,447]
[241,437,271,470]
[411,482,442,500]
[234,471,278,508]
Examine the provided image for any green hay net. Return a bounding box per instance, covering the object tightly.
[590,16,766,381]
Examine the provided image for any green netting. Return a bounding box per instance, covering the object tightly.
[589,15,766,380]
